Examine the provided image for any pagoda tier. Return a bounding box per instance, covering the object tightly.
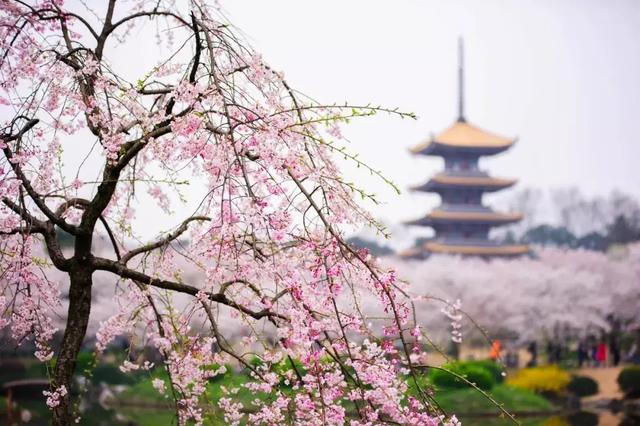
[423,242,530,256]
[404,38,528,258]
[406,208,522,227]
[410,172,517,193]
[410,121,516,157]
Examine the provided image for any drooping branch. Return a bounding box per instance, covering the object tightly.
[121,216,210,264]
[91,256,286,322]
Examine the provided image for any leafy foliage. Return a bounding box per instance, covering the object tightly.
[464,360,505,384]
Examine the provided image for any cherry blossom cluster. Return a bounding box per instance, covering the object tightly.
[441,300,463,344]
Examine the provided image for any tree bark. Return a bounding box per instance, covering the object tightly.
[52,267,93,425]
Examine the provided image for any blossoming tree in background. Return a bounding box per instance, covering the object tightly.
[0,1,462,425]
[388,244,640,344]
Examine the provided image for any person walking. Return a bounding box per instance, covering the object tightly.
[526,341,538,367]
[490,340,502,361]
[596,339,608,367]
[577,339,589,368]
[609,335,621,367]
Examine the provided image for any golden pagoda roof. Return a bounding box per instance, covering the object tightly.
[410,121,514,154]
[428,209,522,222]
[425,242,529,256]
[430,174,516,187]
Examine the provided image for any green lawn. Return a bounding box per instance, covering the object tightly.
[434,384,557,415]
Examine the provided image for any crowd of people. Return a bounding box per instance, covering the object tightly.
[519,332,640,368]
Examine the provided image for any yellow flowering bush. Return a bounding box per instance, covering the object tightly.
[507,365,570,394]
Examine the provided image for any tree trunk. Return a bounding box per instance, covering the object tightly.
[52,267,93,425]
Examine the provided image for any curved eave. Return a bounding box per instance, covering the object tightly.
[411,176,517,193]
[424,242,530,256]
[410,121,515,157]
[406,210,523,226]
[411,141,514,157]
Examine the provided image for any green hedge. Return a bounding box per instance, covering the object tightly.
[429,362,495,391]
[464,360,505,384]
[568,375,598,397]
[618,366,640,398]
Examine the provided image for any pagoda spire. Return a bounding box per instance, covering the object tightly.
[457,37,465,123]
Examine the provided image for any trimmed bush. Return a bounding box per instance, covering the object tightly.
[466,360,505,384]
[617,366,640,398]
[429,362,495,391]
[568,375,598,397]
[507,365,570,394]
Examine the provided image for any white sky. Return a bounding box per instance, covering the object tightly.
[222,0,640,236]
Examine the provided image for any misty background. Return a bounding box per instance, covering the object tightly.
[219,0,640,249]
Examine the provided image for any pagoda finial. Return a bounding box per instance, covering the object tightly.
[457,37,466,123]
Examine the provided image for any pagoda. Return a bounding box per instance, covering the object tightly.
[405,40,529,258]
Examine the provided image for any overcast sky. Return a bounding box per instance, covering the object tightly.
[10,1,639,244]
[221,0,640,237]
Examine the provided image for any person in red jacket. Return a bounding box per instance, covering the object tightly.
[595,339,608,367]
[490,340,502,361]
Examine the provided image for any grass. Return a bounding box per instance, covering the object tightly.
[434,384,557,415]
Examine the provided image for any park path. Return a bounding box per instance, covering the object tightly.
[579,366,623,400]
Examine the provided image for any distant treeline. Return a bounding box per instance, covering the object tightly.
[504,214,640,252]
[349,214,640,256]
[348,188,640,255]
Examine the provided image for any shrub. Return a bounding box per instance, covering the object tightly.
[507,365,570,394]
[429,362,495,391]
[466,360,505,384]
[617,366,640,398]
[568,375,598,397]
